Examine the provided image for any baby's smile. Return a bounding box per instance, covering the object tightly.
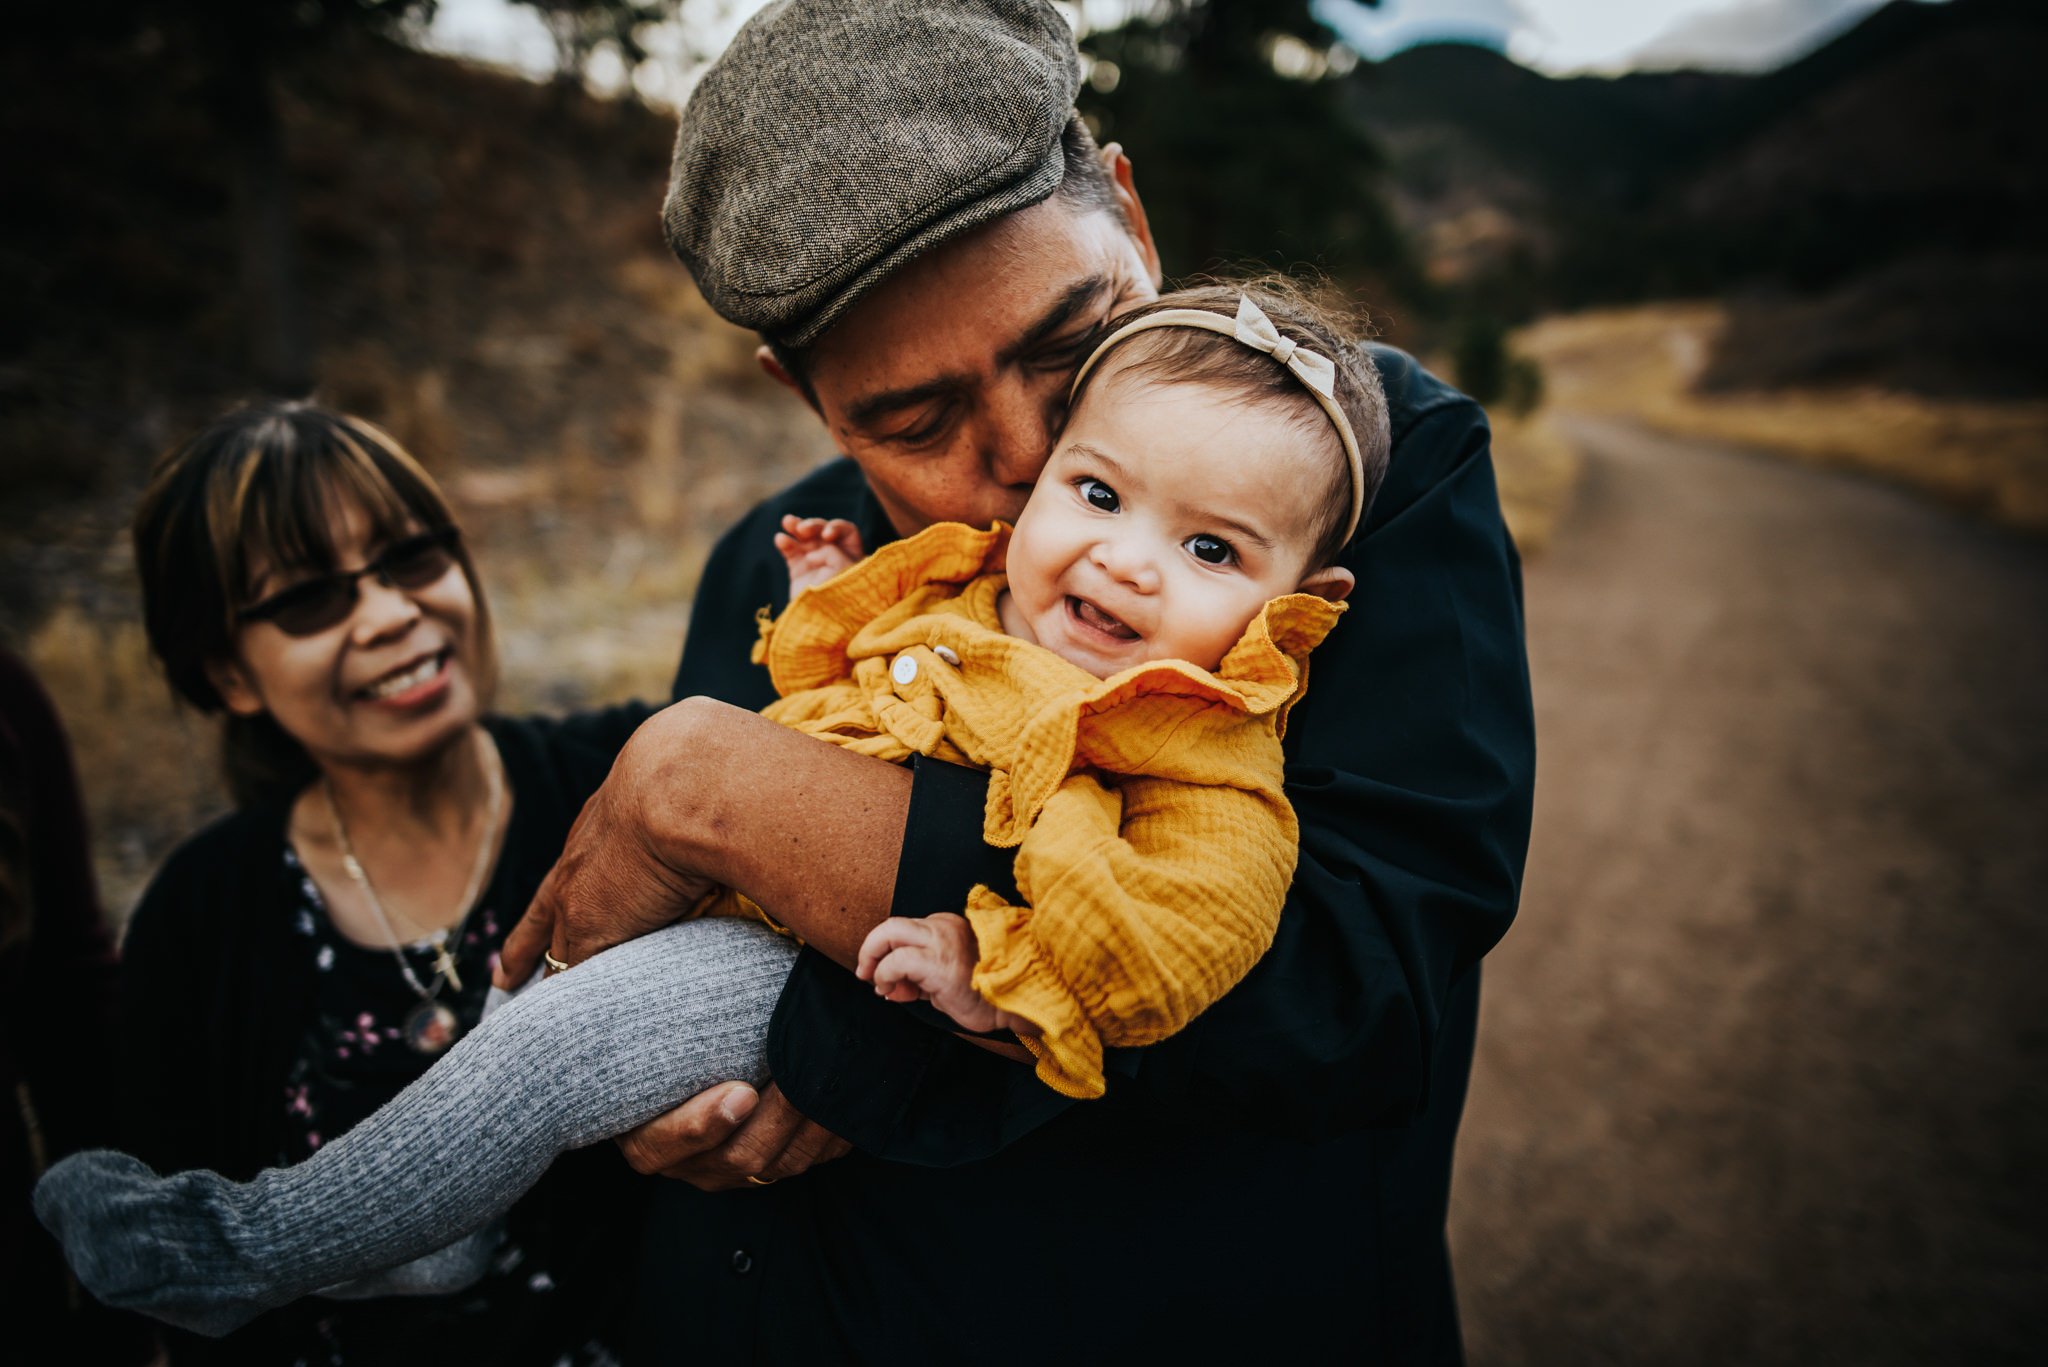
[1066,593,1141,642]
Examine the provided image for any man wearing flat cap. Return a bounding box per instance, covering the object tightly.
[503,2,1533,1360]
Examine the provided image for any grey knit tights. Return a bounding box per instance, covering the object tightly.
[34,916,798,1338]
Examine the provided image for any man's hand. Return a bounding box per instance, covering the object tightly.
[616,1081,852,1190]
[774,514,865,596]
[496,705,718,988]
[491,695,914,1185]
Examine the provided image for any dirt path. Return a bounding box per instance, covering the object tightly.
[1450,418,2048,1365]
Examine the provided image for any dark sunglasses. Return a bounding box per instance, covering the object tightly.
[238,528,462,636]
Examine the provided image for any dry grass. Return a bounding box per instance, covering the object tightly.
[14,279,834,922]
[23,607,223,910]
[1518,303,2048,531]
[1486,411,1583,556]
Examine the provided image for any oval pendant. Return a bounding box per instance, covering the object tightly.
[404,1000,461,1055]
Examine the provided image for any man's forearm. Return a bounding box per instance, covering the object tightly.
[642,697,912,969]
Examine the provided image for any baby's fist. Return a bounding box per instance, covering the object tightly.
[855,913,1002,1033]
[774,515,865,595]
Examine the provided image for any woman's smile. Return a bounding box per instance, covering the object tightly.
[214,492,486,772]
[352,646,455,708]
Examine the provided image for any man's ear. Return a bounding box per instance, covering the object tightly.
[755,344,821,415]
[205,657,267,718]
[1298,565,1355,603]
[1100,142,1163,288]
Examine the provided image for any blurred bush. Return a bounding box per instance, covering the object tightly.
[1451,315,1545,418]
[1081,0,1419,312]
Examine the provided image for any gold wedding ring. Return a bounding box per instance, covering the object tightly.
[543,951,570,975]
[745,1174,777,1187]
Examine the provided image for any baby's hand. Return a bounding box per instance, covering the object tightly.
[856,912,1012,1034]
[774,515,865,595]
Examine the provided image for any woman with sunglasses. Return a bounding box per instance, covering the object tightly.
[113,401,649,1365]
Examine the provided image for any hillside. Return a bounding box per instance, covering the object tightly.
[1347,0,2048,392]
[0,19,815,594]
[0,20,836,910]
[1679,4,2048,285]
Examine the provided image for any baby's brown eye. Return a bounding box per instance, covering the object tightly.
[1079,478,1120,512]
[1187,535,1233,565]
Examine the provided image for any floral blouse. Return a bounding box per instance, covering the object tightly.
[272,844,617,1367]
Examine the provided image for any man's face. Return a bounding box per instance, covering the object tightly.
[795,176,1162,536]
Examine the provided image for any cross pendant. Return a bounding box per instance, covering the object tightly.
[434,940,463,992]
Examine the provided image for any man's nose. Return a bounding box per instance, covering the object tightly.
[979,378,1060,490]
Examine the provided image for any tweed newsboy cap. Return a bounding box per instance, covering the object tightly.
[662,0,1082,347]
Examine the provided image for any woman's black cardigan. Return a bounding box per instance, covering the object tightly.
[119,708,648,1177]
[115,707,651,1359]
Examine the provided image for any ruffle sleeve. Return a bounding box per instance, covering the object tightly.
[751,523,1009,695]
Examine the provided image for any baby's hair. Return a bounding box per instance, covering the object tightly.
[1068,276,1391,569]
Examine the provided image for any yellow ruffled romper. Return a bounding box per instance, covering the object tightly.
[711,521,1342,1099]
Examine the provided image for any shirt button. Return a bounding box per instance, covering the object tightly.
[731,1249,754,1275]
[892,655,919,686]
[933,644,961,666]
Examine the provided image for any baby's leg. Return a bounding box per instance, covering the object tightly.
[34,917,797,1337]
[315,1225,505,1301]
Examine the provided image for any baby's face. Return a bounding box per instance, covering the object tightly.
[1001,365,1333,678]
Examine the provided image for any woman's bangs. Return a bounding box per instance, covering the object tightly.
[216,416,450,604]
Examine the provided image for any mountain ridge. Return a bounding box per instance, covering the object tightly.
[1349,0,2047,315]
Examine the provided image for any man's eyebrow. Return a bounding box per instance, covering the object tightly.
[843,374,972,428]
[843,277,1121,429]
[996,274,1119,368]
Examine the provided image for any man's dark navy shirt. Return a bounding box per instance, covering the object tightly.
[629,345,1534,1365]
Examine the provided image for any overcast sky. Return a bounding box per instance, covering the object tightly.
[421,0,1943,95]
[1313,0,1933,73]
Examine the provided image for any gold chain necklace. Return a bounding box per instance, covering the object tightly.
[322,735,504,1053]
